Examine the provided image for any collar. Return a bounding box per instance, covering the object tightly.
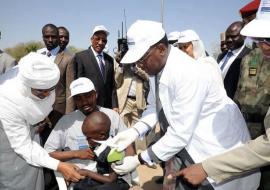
[231,44,245,56]
[91,46,104,57]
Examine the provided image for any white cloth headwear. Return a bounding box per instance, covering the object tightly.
[18,52,60,89]
[177,29,206,60]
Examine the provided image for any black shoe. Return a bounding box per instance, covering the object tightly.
[155,176,164,184]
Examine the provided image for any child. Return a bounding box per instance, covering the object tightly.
[73,111,131,190]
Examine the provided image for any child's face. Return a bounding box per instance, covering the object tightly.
[83,124,110,148]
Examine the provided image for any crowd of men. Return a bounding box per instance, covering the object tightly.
[1,0,270,190]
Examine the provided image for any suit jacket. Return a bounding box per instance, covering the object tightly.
[54,50,75,115]
[74,48,118,109]
[203,108,270,183]
[115,63,148,113]
[218,46,251,99]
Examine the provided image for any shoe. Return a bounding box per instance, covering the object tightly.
[155,176,164,184]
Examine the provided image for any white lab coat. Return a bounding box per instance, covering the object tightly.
[134,46,260,190]
[0,67,59,190]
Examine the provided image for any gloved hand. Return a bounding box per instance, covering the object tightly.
[111,155,140,175]
[109,128,139,152]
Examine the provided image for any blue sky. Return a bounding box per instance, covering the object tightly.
[0,0,250,55]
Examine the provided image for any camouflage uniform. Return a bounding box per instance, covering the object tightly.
[234,48,270,139]
[234,48,270,190]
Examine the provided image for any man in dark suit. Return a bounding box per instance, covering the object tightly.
[218,21,251,99]
[74,25,118,110]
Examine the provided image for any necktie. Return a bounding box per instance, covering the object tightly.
[155,75,169,133]
[97,55,105,79]
[41,51,51,57]
[220,51,233,70]
[47,52,51,57]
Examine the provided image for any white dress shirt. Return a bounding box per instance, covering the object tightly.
[219,45,245,79]
[37,46,60,62]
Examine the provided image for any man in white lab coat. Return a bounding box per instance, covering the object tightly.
[110,20,260,190]
[0,52,84,190]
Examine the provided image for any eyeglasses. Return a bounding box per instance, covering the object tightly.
[137,47,155,66]
[252,38,270,45]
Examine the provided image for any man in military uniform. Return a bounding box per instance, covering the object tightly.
[234,47,270,140]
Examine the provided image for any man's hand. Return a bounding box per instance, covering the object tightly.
[57,162,85,182]
[111,155,140,175]
[112,108,119,113]
[167,163,207,186]
[109,128,139,152]
[74,149,95,160]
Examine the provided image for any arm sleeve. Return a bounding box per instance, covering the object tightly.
[1,114,59,171]
[44,119,66,153]
[73,54,84,79]
[65,56,75,113]
[202,127,270,183]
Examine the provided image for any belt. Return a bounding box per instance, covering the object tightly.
[242,112,265,123]
[127,95,136,100]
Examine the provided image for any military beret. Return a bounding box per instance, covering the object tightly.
[239,0,260,18]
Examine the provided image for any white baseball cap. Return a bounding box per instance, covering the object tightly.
[120,20,165,64]
[241,0,270,38]
[92,25,110,36]
[177,30,200,44]
[168,31,181,42]
[69,77,95,98]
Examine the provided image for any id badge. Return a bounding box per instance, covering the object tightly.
[249,67,257,76]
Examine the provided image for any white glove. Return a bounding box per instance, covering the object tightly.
[109,128,139,151]
[111,155,140,175]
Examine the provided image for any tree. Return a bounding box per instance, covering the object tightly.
[5,41,44,61]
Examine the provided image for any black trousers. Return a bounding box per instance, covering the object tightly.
[73,178,130,190]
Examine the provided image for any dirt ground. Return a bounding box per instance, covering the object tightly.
[130,164,163,190]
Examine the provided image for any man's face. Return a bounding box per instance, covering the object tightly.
[73,91,97,115]
[178,42,194,58]
[91,31,107,54]
[58,28,69,51]
[43,27,59,51]
[225,25,245,51]
[136,44,166,76]
[31,86,56,99]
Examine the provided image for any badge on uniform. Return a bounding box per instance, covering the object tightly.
[249,67,257,76]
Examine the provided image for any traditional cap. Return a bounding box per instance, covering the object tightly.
[69,77,95,98]
[168,31,181,42]
[239,0,260,18]
[120,20,165,64]
[92,25,110,36]
[241,0,270,37]
[18,52,60,89]
[220,32,226,41]
[177,30,200,44]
